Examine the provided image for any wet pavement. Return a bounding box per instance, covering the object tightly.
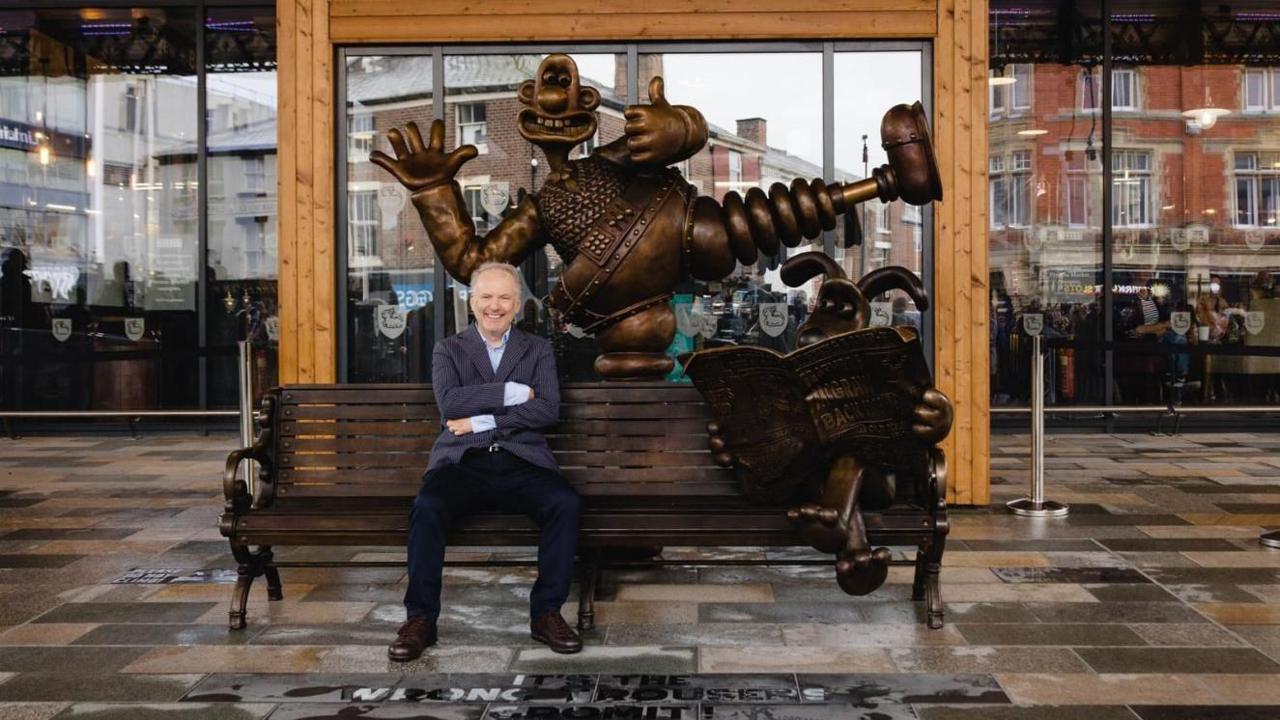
[1,430,1279,718]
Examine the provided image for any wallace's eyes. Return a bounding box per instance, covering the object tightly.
[543,72,557,85]
[558,75,571,87]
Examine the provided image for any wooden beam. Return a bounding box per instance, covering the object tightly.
[330,12,936,43]
[332,0,935,15]
[278,0,336,383]
[932,0,989,505]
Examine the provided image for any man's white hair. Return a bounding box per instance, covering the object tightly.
[469,262,524,302]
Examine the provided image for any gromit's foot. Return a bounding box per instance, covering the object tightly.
[388,617,437,662]
[835,547,892,596]
[531,610,583,654]
[787,503,848,555]
[594,352,675,379]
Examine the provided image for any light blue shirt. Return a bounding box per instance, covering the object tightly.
[469,327,530,432]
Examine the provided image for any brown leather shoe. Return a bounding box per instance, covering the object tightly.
[530,610,582,654]
[388,617,437,662]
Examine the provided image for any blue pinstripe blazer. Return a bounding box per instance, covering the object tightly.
[426,324,561,473]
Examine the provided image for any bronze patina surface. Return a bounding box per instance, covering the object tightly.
[374,54,943,379]
[687,254,954,598]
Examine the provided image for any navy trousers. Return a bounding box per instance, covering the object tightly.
[404,447,581,622]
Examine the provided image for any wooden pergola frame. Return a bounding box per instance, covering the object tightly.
[274,0,991,504]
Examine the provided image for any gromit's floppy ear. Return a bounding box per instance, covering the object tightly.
[857,266,929,311]
[579,86,600,112]
[518,79,537,105]
[780,251,847,287]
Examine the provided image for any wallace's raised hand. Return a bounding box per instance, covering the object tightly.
[370,119,477,192]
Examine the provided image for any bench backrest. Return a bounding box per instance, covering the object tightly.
[270,383,736,503]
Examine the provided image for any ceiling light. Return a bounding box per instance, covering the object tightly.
[1017,129,1047,136]
[989,75,1017,87]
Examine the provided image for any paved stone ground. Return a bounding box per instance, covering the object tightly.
[1,430,1279,719]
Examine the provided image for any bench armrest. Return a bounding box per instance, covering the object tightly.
[223,444,274,512]
[926,446,948,516]
[222,394,278,513]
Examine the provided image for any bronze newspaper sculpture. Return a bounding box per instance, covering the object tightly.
[684,253,953,596]
[373,53,943,379]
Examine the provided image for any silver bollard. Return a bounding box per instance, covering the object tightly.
[238,340,257,495]
[1007,333,1069,517]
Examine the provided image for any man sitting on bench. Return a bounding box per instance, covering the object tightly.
[389,262,583,661]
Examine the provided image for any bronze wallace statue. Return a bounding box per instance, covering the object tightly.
[372,53,943,379]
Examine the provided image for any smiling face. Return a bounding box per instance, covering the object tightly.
[469,267,522,342]
[516,54,600,152]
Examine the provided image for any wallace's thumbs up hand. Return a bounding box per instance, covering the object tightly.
[647,77,670,107]
[623,75,696,165]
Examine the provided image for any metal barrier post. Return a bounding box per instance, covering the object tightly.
[238,340,257,495]
[1007,334,1069,517]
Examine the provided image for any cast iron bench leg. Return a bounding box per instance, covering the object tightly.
[911,548,927,602]
[577,551,602,631]
[261,548,283,601]
[229,562,256,630]
[925,535,946,629]
[228,545,281,629]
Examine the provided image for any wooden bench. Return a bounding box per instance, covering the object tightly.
[219,382,949,631]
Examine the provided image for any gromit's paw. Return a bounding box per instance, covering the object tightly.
[834,547,891,596]
[786,503,847,555]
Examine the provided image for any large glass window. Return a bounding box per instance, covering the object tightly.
[0,6,277,413]
[339,45,932,383]
[990,0,1280,412]
[205,6,279,409]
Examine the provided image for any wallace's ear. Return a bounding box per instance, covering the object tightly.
[578,86,600,112]
[518,79,537,105]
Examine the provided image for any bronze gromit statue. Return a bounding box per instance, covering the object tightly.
[373,53,943,379]
[701,252,953,596]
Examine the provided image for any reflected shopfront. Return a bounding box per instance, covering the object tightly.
[0,6,278,412]
[338,44,931,383]
[988,0,1280,411]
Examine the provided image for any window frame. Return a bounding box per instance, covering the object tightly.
[456,101,488,153]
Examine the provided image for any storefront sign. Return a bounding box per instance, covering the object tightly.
[1186,224,1210,245]
[1170,311,1191,336]
[0,120,90,159]
[51,318,72,342]
[1023,313,1043,336]
[674,303,698,337]
[378,184,407,230]
[124,318,145,341]
[870,301,893,327]
[758,302,787,337]
[375,304,406,340]
[481,182,511,217]
[24,264,80,301]
[146,236,197,310]
[1247,311,1265,335]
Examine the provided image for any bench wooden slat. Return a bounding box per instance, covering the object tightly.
[280,418,711,437]
[283,405,439,421]
[280,450,719,470]
[282,421,439,436]
[279,435,712,453]
[559,403,709,419]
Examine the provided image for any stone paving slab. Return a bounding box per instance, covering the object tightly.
[0,431,1279,713]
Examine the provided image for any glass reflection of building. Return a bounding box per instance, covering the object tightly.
[0,7,277,412]
[988,1,1280,409]
[341,47,929,384]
